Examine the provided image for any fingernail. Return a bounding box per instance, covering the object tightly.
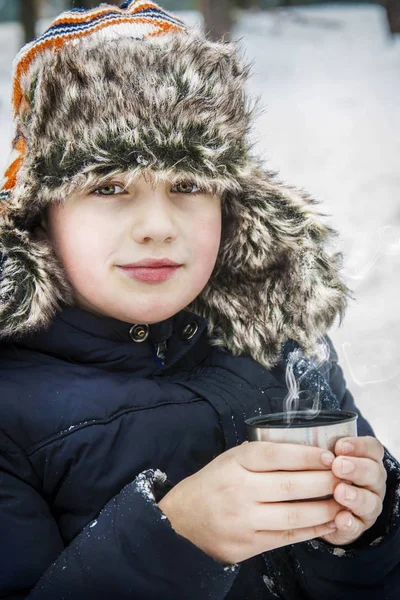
[321,452,334,466]
[326,520,337,530]
[341,442,354,455]
[345,516,353,528]
[344,486,357,501]
[341,459,354,475]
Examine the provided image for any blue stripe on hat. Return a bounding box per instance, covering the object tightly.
[36,8,184,44]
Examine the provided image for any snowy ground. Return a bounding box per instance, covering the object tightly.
[0,4,399,458]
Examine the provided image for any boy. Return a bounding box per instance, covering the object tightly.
[0,1,399,598]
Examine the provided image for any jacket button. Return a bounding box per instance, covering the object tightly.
[180,322,199,341]
[129,324,149,342]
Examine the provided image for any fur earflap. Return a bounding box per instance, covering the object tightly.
[0,223,73,338]
[188,159,349,368]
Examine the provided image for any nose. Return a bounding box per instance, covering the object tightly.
[130,189,178,245]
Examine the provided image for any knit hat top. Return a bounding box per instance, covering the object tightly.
[0,0,348,369]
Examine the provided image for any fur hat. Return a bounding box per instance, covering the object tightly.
[0,0,349,368]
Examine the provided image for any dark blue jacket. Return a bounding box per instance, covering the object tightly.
[0,306,399,599]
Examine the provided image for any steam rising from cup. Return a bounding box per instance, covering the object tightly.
[283,338,340,424]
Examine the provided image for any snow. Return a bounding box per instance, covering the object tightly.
[262,574,280,597]
[0,5,399,459]
[223,564,239,573]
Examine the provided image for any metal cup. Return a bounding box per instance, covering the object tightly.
[245,410,358,500]
[245,410,358,452]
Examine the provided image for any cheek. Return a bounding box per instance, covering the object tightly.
[191,210,222,274]
[47,204,113,280]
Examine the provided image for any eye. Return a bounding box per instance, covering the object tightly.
[171,181,200,194]
[92,183,125,196]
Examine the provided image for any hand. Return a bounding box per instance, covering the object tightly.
[320,436,387,546]
[158,441,343,565]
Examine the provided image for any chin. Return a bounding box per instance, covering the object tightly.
[115,303,184,325]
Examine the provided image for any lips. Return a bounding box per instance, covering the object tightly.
[121,258,181,268]
[117,259,182,283]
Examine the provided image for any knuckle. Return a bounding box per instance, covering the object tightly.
[311,525,323,540]
[231,442,248,459]
[279,475,294,498]
[220,449,236,471]
[262,442,277,463]
[219,478,238,500]
[229,451,248,477]
[287,508,300,528]
[216,469,241,499]
[283,528,297,544]
[222,453,238,476]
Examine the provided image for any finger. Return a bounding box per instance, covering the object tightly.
[332,455,387,494]
[255,521,338,553]
[334,482,383,521]
[335,436,384,463]
[237,441,335,473]
[250,470,340,502]
[321,509,366,546]
[252,498,342,531]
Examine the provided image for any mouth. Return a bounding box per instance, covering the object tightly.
[117,263,182,283]
[120,258,181,268]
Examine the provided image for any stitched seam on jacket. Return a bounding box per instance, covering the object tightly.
[187,373,241,445]
[211,384,240,445]
[201,376,248,445]
[26,397,204,456]
[186,364,283,393]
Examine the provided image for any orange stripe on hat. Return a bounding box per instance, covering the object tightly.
[3,135,27,192]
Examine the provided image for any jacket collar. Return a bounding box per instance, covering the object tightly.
[12,306,209,376]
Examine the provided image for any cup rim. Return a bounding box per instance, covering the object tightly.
[245,410,358,429]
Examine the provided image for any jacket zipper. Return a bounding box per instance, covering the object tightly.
[155,341,168,366]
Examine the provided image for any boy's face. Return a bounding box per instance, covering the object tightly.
[45,173,222,324]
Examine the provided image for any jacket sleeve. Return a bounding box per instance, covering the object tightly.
[290,336,400,599]
[0,432,239,600]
